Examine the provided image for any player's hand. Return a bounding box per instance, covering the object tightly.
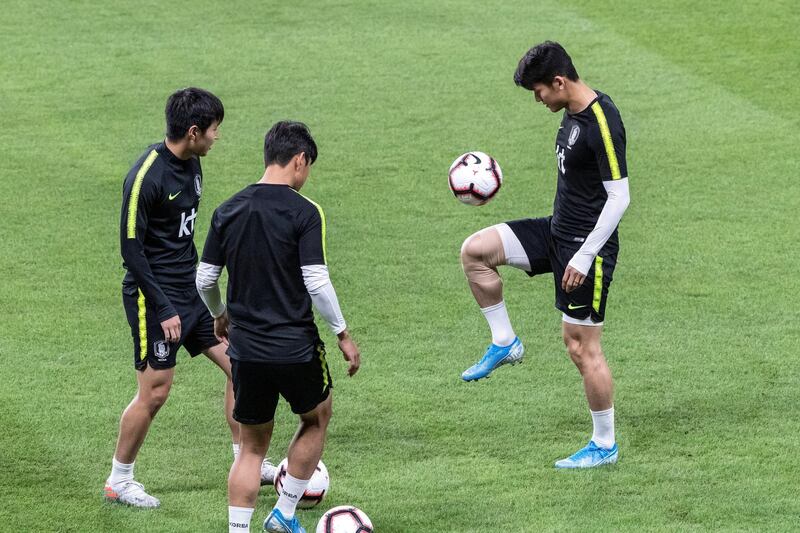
[161,314,181,343]
[214,311,230,345]
[337,330,361,376]
[562,265,586,293]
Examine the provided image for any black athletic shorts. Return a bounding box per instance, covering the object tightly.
[505,217,617,323]
[122,285,219,371]
[230,342,332,425]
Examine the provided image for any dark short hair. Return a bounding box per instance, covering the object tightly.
[165,87,224,140]
[263,121,318,167]
[514,41,579,90]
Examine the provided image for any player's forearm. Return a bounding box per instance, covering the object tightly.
[569,178,630,275]
[195,262,226,318]
[120,239,176,321]
[302,265,347,334]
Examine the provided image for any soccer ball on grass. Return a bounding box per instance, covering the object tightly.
[316,505,373,533]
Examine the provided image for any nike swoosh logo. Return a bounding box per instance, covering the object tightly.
[168,191,182,200]
[567,303,587,310]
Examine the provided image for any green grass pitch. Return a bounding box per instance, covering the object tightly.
[0,1,798,531]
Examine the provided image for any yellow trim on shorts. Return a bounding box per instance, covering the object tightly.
[592,256,604,313]
[590,102,621,180]
[317,344,329,391]
[137,289,147,360]
[126,149,159,238]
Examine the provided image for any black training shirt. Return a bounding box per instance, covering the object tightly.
[120,142,204,321]
[201,184,327,364]
[551,91,627,250]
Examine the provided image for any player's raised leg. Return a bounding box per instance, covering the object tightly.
[104,366,173,508]
[555,321,617,468]
[460,225,524,381]
[265,394,332,533]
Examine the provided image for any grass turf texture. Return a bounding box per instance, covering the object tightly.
[1,0,798,531]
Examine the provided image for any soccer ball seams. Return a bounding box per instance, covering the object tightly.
[322,507,373,533]
[273,459,329,509]
[448,152,502,205]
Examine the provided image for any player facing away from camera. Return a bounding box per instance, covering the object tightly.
[460,42,630,468]
[106,88,276,509]
[195,121,361,533]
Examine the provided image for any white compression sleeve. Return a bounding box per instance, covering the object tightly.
[568,178,630,275]
[195,262,226,318]
[301,265,347,334]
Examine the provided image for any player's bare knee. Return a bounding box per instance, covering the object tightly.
[566,341,591,370]
[147,387,170,411]
[137,377,171,410]
[564,336,582,358]
[460,232,483,268]
[567,341,605,374]
[461,229,505,276]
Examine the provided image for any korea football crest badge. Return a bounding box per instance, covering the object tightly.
[568,125,580,147]
[154,340,170,361]
[194,174,202,197]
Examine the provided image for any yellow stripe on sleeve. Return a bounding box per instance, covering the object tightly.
[126,150,160,238]
[590,102,621,180]
[294,191,328,264]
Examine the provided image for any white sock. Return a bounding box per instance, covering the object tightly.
[275,473,309,519]
[591,406,615,449]
[228,506,253,532]
[232,443,240,458]
[109,458,134,485]
[481,301,516,346]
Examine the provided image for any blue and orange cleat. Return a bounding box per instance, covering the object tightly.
[554,441,618,469]
[461,337,524,382]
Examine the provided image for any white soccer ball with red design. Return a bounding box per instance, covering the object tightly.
[448,151,503,206]
[316,506,374,533]
[273,458,329,509]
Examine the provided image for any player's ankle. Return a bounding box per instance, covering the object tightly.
[109,457,135,485]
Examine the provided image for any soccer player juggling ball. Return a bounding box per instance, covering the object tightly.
[460,42,630,468]
[195,121,361,533]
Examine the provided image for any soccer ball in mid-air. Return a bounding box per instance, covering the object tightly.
[315,506,374,533]
[273,458,329,509]
[448,151,503,206]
